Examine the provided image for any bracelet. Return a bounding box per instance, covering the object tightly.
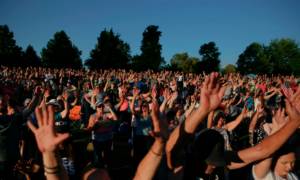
[44,164,60,170]
[150,147,165,156]
[44,165,61,174]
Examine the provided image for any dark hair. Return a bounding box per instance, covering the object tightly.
[61,136,76,163]
[271,143,296,171]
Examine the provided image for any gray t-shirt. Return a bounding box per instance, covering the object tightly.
[224,86,232,96]
[63,87,77,98]
[150,78,158,88]
[88,91,107,110]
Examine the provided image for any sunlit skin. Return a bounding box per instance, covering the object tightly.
[274,152,296,179]
[83,169,110,180]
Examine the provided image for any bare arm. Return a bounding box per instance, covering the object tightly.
[166,72,226,169]
[184,96,196,118]
[134,95,169,180]
[130,89,140,116]
[225,102,248,131]
[60,92,69,119]
[105,105,118,121]
[264,90,277,100]
[226,91,300,170]
[23,87,41,121]
[160,89,171,113]
[207,110,214,129]
[168,91,178,109]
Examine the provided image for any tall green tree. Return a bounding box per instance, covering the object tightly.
[41,31,82,69]
[85,29,131,70]
[236,42,273,75]
[170,52,199,73]
[221,64,236,74]
[23,45,42,67]
[134,25,165,71]
[0,25,23,66]
[195,42,221,73]
[269,38,300,76]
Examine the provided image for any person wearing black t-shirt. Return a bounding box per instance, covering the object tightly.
[187,81,195,95]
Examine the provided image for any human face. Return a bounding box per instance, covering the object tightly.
[216,114,225,126]
[274,152,296,178]
[174,104,182,115]
[142,103,148,112]
[0,98,7,114]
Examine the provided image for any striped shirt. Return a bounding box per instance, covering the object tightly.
[92,113,113,141]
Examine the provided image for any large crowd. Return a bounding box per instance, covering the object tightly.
[0,65,300,180]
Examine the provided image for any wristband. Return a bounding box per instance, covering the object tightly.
[44,165,61,174]
[44,164,60,170]
[150,146,164,156]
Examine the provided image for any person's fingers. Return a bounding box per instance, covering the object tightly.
[203,75,210,91]
[218,86,226,100]
[149,131,155,138]
[41,104,48,125]
[284,99,293,115]
[281,108,285,117]
[277,106,281,117]
[27,121,37,134]
[54,133,70,145]
[35,107,43,127]
[208,72,215,90]
[290,89,300,103]
[48,105,55,128]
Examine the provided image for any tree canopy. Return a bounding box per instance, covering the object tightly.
[0,25,23,67]
[23,45,42,67]
[269,38,300,76]
[170,52,199,73]
[41,30,83,69]
[221,64,236,74]
[132,25,165,71]
[195,42,221,74]
[85,29,131,70]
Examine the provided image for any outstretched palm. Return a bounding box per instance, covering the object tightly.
[149,99,170,143]
[200,72,226,113]
[27,105,70,153]
[272,107,286,133]
[285,90,300,122]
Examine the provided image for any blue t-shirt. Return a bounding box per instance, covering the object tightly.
[242,96,254,111]
[135,113,153,136]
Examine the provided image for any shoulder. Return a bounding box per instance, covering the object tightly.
[288,172,299,180]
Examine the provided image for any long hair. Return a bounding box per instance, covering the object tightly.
[61,136,76,163]
[139,100,150,119]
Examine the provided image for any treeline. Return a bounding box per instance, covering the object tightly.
[1,24,299,75]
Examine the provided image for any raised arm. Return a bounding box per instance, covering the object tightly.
[184,95,197,118]
[23,86,41,121]
[225,102,248,131]
[27,105,70,180]
[134,96,169,180]
[225,90,300,170]
[207,110,214,129]
[166,72,226,169]
[249,104,264,132]
[264,90,277,100]
[105,104,118,121]
[253,107,286,179]
[168,91,178,109]
[60,92,69,119]
[90,76,94,90]
[160,88,171,113]
[130,89,140,116]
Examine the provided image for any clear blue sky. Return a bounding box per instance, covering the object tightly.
[1,0,300,68]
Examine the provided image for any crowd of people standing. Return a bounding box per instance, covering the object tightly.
[0,65,300,180]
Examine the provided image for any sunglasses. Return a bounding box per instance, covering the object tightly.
[142,105,148,108]
[97,105,104,108]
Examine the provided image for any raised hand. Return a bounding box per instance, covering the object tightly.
[27,105,70,153]
[133,88,140,97]
[271,107,287,133]
[151,88,157,100]
[149,98,170,143]
[44,90,50,99]
[62,92,69,101]
[257,103,264,113]
[33,86,42,96]
[171,91,178,100]
[163,88,171,101]
[200,72,226,113]
[243,101,248,113]
[285,90,300,122]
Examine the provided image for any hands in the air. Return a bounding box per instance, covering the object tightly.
[199,72,226,113]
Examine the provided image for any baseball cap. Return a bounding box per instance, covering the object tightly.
[194,129,227,167]
[95,100,104,107]
[54,118,70,133]
[67,79,71,83]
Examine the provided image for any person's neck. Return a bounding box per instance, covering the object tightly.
[217,124,222,129]
[97,111,104,116]
[142,111,147,116]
